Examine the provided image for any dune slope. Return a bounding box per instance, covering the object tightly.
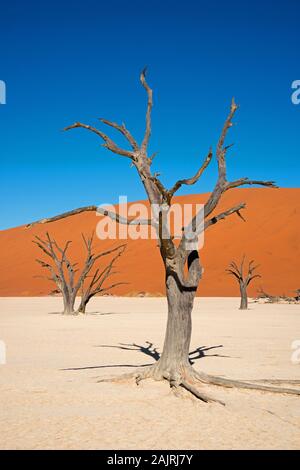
[0,188,299,297]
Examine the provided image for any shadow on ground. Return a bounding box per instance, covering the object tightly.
[62,341,231,371]
[48,311,130,316]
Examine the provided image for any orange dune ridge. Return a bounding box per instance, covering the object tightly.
[0,188,299,297]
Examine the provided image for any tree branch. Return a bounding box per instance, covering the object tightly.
[26,205,153,228]
[99,118,139,151]
[64,122,134,158]
[226,256,261,289]
[225,268,241,281]
[27,206,98,227]
[98,207,153,226]
[226,178,278,190]
[52,239,75,292]
[140,67,153,153]
[34,234,68,293]
[168,149,213,198]
[35,258,62,287]
[204,202,246,230]
[204,98,238,217]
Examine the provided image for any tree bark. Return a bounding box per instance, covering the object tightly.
[77,296,88,314]
[62,292,76,315]
[239,282,248,310]
[153,250,200,382]
[155,278,194,379]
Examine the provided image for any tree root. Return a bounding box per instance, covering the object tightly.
[251,379,300,385]
[180,380,225,405]
[97,364,300,404]
[98,364,224,404]
[97,365,154,385]
[194,371,300,396]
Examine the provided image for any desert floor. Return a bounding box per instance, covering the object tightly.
[0,296,299,450]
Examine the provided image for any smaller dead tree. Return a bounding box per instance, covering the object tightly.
[34,232,125,314]
[226,256,261,310]
[77,244,126,313]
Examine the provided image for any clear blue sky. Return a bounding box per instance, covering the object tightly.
[0,0,299,229]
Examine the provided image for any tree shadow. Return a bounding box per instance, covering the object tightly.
[48,311,129,316]
[188,345,230,364]
[98,341,160,361]
[97,342,228,364]
[62,363,152,371]
[84,312,130,316]
[62,341,230,371]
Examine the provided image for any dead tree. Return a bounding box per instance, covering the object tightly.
[34,232,125,314]
[78,245,126,313]
[226,256,261,309]
[28,70,300,402]
[256,288,299,304]
[256,287,280,303]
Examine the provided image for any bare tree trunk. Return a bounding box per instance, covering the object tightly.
[239,282,248,310]
[62,291,76,315]
[155,274,194,379]
[77,296,88,314]
[152,248,201,383]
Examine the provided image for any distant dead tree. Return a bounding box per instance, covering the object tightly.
[34,232,125,314]
[256,287,299,304]
[78,245,126,313]
[256,287,280,303]
[28,70,300,402]
[226,256,261,310]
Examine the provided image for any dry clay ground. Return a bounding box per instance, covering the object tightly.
[0,297,299,450]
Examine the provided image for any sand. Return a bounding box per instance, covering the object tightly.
[0,296,299,450]
[0,188,299,298]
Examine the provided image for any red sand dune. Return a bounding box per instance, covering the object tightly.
[0,188,299,297]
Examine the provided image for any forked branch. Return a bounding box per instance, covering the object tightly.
[99,118,139,151]
[78,244,127,313]
[168,149,213,199]
[182,98,277,238]
[64,123,134,158]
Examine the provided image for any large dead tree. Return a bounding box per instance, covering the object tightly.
[34,232,125,314]
[226,256,261,309]
[28,70,300,403]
